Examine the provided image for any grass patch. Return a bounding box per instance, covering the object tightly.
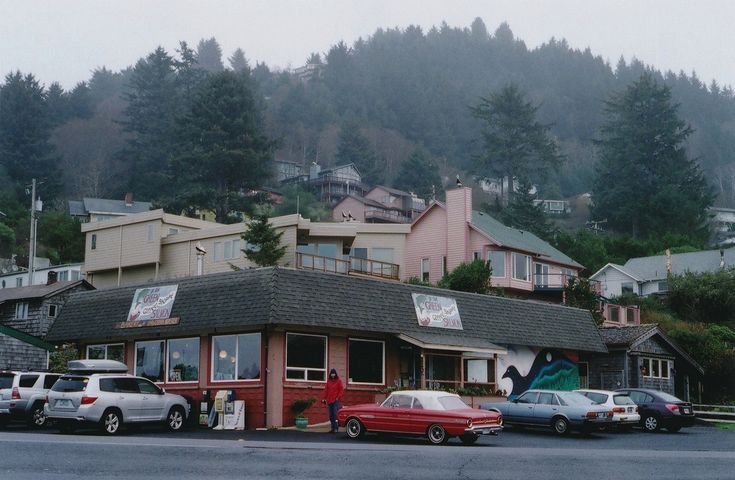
[715,422,735,430]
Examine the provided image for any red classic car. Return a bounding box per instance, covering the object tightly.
[337,390,503,445]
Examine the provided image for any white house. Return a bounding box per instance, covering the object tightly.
[591,247,735,298]
[0,263,83,289]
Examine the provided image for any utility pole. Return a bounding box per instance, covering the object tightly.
[28,178,37,286]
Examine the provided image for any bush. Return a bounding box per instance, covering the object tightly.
[438,260,491,294]
[291,397,316,418]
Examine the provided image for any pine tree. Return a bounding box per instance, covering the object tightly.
[241,213,287,267]
[500,178,555,240]
[196,37,224,72]
[228,48,250,73]
[335,120,385,185]
[393,149,443,201]
[593,73,713,239]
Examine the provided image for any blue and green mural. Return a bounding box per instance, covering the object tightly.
[497,346,580,399]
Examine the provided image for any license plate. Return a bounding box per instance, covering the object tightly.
[627,407,634,413]
[55,399,73,408]
[481,429,491,435]
[682,408,690,414]
[598,412,606,418]
[619,416,628,421]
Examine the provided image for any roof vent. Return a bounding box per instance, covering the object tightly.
[124,192,133,207]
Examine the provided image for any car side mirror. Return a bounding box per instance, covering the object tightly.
[160,388,166,395]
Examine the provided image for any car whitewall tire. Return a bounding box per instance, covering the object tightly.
[346,418,364,439]
[427,424,448,445]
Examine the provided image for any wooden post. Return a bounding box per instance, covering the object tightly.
[420,352,426,389]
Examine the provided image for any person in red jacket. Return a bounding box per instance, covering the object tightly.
[322,368,344,433]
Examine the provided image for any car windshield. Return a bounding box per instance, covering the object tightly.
[557,392,595,406]
[437,396,469,410]
[613,395,636,405]
[655,391,683,403]
[0,374,14,389]
[51,376,89,392]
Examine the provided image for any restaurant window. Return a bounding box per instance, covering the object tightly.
[426,354,460,388]
[167,337,200,382]
[286,333,327,381]
[421,258,430,282]
[512,253,530,281]
[488,251,505,277]
[463,358,495,385]
[211,333,261,381]
[348,338,384,385]
[87,343,125,362]
[135,340,164,383]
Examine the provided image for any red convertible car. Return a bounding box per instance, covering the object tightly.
[337,390,503,445]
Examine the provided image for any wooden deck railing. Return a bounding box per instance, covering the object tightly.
[296,252,400,281]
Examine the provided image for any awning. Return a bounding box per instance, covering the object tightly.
[0,324,56,351]
[397,332,506,356]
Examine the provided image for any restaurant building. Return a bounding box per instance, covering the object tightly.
[47,267,606,428]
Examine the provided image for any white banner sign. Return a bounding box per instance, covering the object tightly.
[412,293,463,330]
[126,285,179,323]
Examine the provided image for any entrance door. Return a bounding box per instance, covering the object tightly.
[534,264,549,287]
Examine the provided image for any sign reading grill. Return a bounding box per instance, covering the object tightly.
[412,293,463,330]
[114,285,179,329]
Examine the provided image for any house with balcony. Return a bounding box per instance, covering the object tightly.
[533,199,571,215]
[331,186,427,224]
[590,247,735,298]
[405,187,583,299]
[68,193,152,223]
[280,163,368,204]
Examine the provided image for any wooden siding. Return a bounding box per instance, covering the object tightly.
[405,205,447,282]
[332,197,366,222]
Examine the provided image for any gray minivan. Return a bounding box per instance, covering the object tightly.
[45,360,189,435]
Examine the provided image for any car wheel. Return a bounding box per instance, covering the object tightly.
[29,402,47,428]
[345,418,365,439]
[166,407,185,432]
[459,434,479,445]
[552,417,570,435]
[427,424,448,445]
[100,409,123,435]
[642,415,660,433]
[666,426,681,433]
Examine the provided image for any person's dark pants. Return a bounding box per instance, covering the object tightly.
[328,401,341,432]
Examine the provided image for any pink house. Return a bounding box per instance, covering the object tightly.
[405,187,583,296]
[331,186,427,224]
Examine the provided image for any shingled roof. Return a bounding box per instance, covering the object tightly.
[0,280,93,304]
[47,268,606,353]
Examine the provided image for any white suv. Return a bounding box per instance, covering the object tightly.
[45,360,189,435]
[0,371,63,428]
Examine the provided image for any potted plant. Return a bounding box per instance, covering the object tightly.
[291,397,316,429]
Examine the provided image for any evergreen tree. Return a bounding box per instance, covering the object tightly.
[592,74,713,239]
[335,120,385,185]
[170,71,275,223]
[438,260,492,294]
[241,212,287,267]
[228,48,250,73]
[392,148,443,201]
[196,37,225,72]
[471,83,562,203]
[500,178,555,240]
[45,82,69,126]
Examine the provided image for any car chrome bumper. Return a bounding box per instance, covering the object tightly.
[465,424,503,435]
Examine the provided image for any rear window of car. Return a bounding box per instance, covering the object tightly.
[0,374,15,389]
[613,395,635,405]
[51,376,89,392]
[19,375,39,387]
[584,392,608,404]
[438,396,469,410]
[557,392,595,406]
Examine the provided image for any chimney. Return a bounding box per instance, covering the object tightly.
[665,249,672,274]
[46,270,58,285]
[445,187,473,271]
[309,162,321,180]
[124,193,133,207]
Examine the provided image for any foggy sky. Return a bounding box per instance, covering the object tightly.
[1,0,734,90]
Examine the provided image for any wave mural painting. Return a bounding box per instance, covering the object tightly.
[498,346,580,399]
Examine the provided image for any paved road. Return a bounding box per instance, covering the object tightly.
[1,425,733,479]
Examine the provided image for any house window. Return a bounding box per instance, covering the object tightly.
[473,251,482,261]
[285,333,327,381]
[463,358,496,385]
[626,308,636,324]
[658,281,668,292]
[146,224,155,242]
[58,270,69,281]
[488,251,505,277]
[91,234,97,250]
[14,302,29,319]
[561,268,575,285]
[621,282,635,294]
[168,228,179,236]
[135,340,164,382]
[48,304,58,318]
[16,277,23,287]
[512,253,530,281]
[534,263,549,287]
[211,333,261,381]
[71,270,80,281]
[214,239,241,262]
[609,306,620,323]
[167,337,200,383]
[87,343,125,362]
[348,338,384,385]
[642,358,670,379]
[421,258,430,282]
[372,247,395,276]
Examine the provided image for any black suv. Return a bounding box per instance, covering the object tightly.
[615,388,695,432]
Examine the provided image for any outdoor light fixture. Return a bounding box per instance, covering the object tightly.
[219,350,228,359]
[172,351,181,360]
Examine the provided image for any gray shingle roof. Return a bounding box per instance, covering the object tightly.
[81,198,153,215]
[471,211,583,269]
[0,280,92,303]
[68,200,86,216]
[598,324,658,346]
[47,268,607,353]
[622,247,735,281]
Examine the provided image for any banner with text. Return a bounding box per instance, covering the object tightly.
[126,285,179,324]
[412,293,463,330]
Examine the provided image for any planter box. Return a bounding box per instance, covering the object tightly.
[294,417,309,429]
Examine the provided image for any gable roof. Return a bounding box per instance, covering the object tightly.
[599,324,703,374]
[621,248,735,282]
[80,197,153,215]
[47,268,606,353]
[0,280,93,304]
[590,263,643,282]
[471,211,583,269]
[371,185,411,197]
[334,194,397,211]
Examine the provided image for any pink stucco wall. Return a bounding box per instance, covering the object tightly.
[404,205,447,281]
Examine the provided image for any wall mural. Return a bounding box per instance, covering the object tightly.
[497,346,580,399]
